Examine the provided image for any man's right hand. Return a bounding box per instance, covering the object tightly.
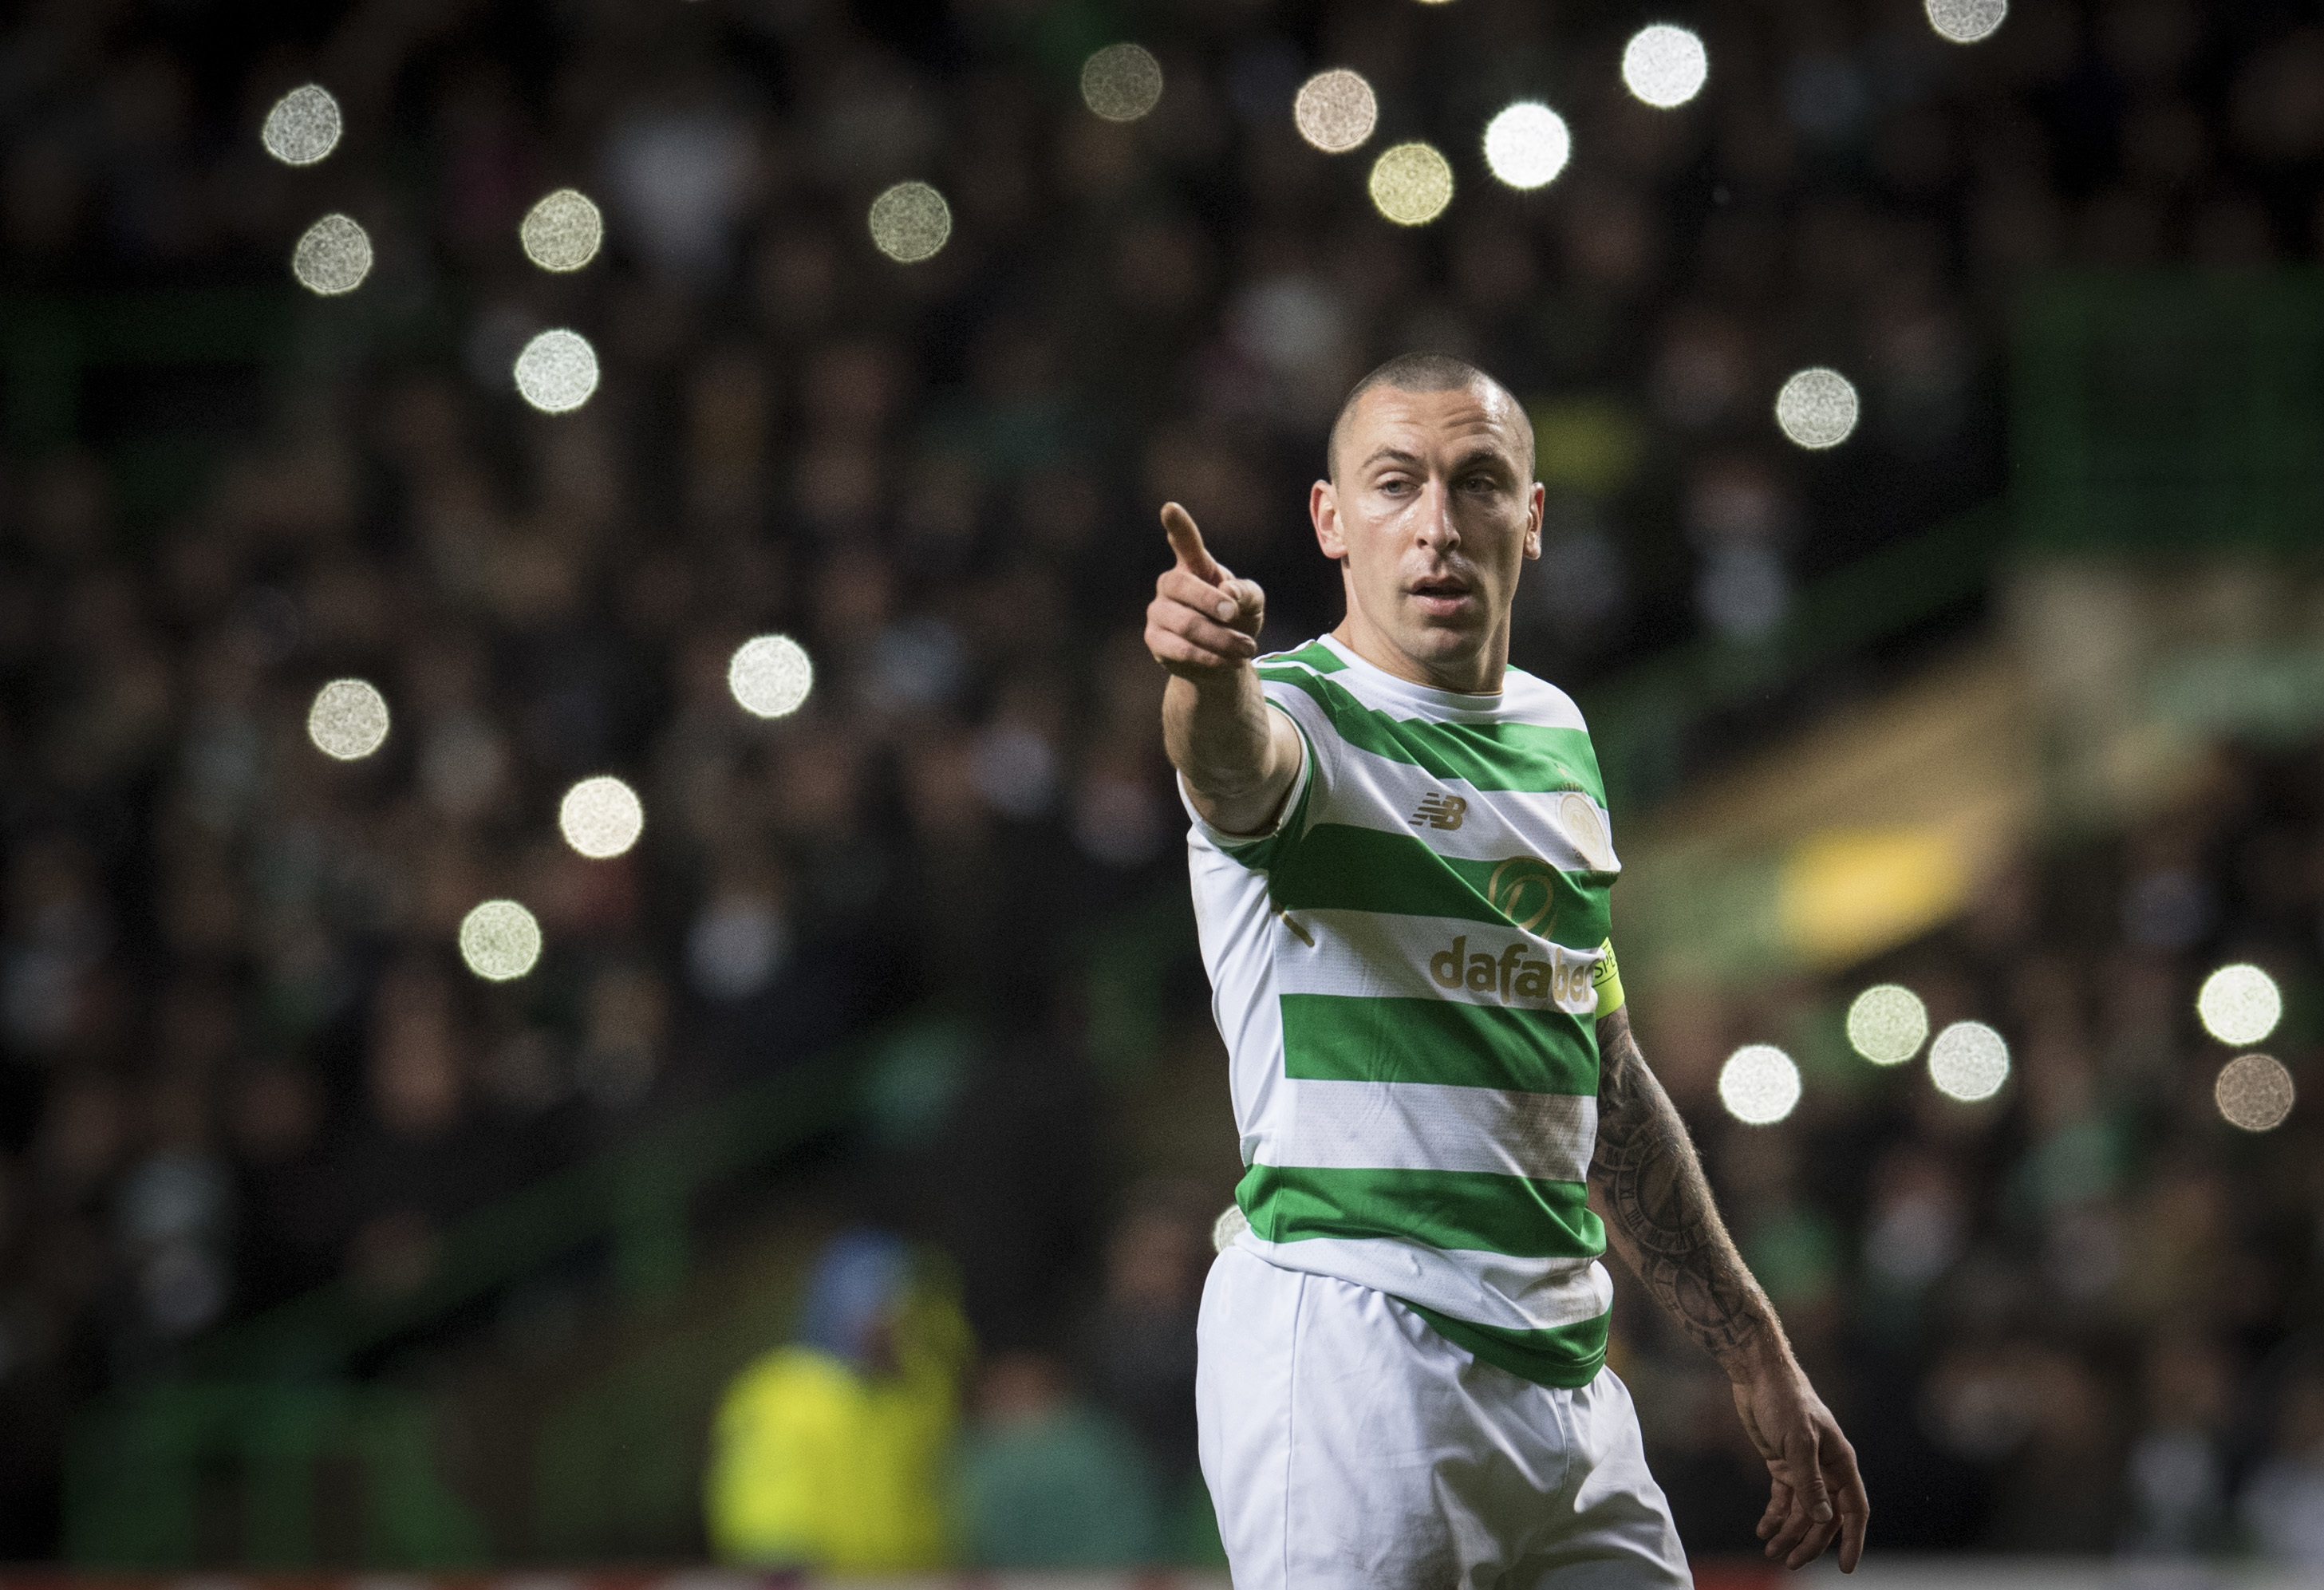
[1147,502,1300,837]
[1146,503,1266,681]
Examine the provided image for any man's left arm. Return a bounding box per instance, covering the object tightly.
[1588,1003,1871,1572]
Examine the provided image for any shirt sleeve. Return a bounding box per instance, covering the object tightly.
[1177,697,1316,872]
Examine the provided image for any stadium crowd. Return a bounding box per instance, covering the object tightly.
[1616,747,2324,1560]
[0,0,2320,1564]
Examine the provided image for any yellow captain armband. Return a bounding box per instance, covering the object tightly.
[1592,939,1624,1018]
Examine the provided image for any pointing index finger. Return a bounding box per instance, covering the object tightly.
[1161,502,1221,585]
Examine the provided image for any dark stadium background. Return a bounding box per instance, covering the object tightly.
[0,0,2320,1575]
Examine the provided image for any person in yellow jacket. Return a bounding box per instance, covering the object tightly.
[707,1229,973,1572]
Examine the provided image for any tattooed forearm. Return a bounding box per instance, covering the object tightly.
[1589,1004,1783,1373]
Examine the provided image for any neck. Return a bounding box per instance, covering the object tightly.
[1331,611,1508,694]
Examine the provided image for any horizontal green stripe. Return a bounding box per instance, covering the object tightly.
[1403,1303,1608,1390]
[1239,1162,1603,1259]
[1280,992,1598,1095]
[1257,669,1605,800]
[1272,824,1613,948]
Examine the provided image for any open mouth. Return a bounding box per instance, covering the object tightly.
[1409,574,1474,609]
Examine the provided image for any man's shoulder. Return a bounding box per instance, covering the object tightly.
[1255,637,1346,677]
[1252,638,1351,728]
[1500,666,1590,734]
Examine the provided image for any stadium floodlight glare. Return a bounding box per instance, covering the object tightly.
[262,85,343,166]
[1719,1044,1802,1125]
[1081,43,1164,121]
[306,678,390,760]
[291,214,373,295]
[1928,1020,2009,1102]
[460,899,543,981]
[2215,1053,2294,1133]
[513,329,600,413]
[1293,69,1379,154]
[729,634,815,719]
[1622,25,1710,108]
[868,181,953,263]
[559,775,645,859]
[1368,141,1454,226]
[1483,103,1572,190]
[1924,0,2008,44]
[1846,984,1928,1065]
[1775,366,1860,448]
[2197,963,2282,1046]
[520,187,604,272]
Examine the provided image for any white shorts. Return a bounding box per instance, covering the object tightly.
[1196,1245,1691,1590]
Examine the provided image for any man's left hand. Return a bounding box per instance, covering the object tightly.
[1730,1362,1869,1572]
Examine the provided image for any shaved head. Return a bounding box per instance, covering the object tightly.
[1328,353,1534,484]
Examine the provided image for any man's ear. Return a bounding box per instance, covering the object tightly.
[1523,481,1545,561]
[1312,479,1347,560]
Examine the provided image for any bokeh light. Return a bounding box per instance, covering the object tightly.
[729,634,814,719]
[1925,0,2009,44]
[1080,43,1163,122]
[868,181,952,263]
[291,214,372,296]
[1929,1021,2009,1102]
[559,775,645,859]
[261,85,342,166]
[513,329,601,414]
[460,899,543,981]
[1846,984,1929,1065]
[1293,69,1379,154]
[1775,366,1860,449]
[1719,1044,1802,1125]
[2215,1054,2295,1132]
[2197,963,2282,1046]
[1367,141,1454,227]
[306,678,390,761]
[519,187,604,272]
[1622,25,1710,108]
[1483,103,1572,190]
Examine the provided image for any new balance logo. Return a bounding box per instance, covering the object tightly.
[1410,792,1467,831]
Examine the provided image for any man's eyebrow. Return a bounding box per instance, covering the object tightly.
[1359,447,1423,471]
[1450,448,1517,476]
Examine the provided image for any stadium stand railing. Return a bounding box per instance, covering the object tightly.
[2012,270,2324,554]
[1582,500,2007,817]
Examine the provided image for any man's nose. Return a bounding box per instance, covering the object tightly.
[1414,479,1459,549]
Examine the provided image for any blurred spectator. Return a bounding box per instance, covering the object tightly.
[958,1350,1160,1568]
[2118,1334,2235,1556]
[2240,1357,2324,1568]
[704,1230,972,1572]
[1079,1185,1211,1497]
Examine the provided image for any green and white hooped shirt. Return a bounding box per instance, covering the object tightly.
[1183,634,1625,1390]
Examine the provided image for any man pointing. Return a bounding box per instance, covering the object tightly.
[1146,353,1868,1588]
